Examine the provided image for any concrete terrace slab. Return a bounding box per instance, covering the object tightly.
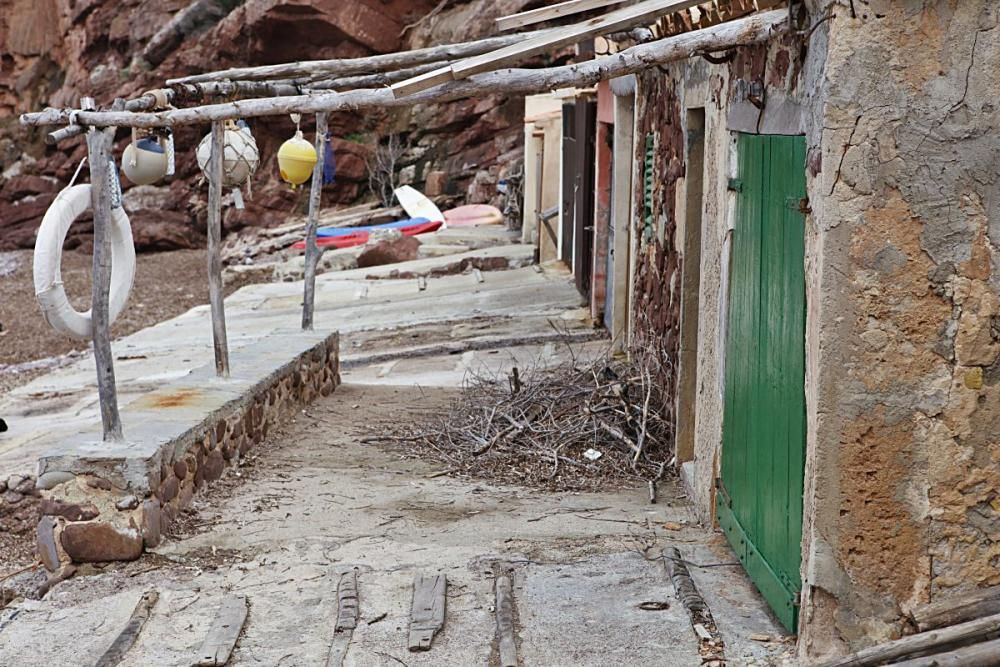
[35,329,336,494]
[0,259,584,482]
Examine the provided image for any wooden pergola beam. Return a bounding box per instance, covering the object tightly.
[496,0,629,31]
[392,0,707,97]
[21,10,787,130]
[167,29,552,85]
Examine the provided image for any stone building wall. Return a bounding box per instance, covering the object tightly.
[640,0,1000,657]
[800,0,1000,657]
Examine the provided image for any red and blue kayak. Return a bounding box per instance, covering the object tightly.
[292,219,443,250]
[315,217,434,238]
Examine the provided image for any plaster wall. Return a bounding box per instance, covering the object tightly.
[800,0,1000,657]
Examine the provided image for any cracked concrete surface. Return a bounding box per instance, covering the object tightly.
[0,381,789,667]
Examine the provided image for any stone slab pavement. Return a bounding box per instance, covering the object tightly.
[0,247,792,665]
[0,247,580,480]
[0,383,791,666]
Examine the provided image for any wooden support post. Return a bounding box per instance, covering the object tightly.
[206,120,230,376]
[302,111,328,330]
[84,97,124,442]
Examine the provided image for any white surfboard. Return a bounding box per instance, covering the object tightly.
[394,185,445,225]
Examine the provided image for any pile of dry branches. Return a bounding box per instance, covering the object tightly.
[376,349,675,492]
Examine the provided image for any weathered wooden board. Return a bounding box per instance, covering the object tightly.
[408,573,446,651]
[326,570,360,667]
[887,637,1000,667]
[816,612,1000,667]
[495,575,518,667]
[911,585,1000,632]
[194,595,249,666]
[336,570,359,632]
[497,0,628,31]
[95,591,158,667]
[393,0,706,97]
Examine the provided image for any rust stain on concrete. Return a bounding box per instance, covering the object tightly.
[136,388,203,410]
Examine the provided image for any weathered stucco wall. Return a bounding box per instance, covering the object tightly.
[801,0,1000,656]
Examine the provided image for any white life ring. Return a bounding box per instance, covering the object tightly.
[33,185,136,340]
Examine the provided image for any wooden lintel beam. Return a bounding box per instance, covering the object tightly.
[496,0,629,31]
[392,0,706,97]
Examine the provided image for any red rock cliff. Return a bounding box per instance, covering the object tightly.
[0,0,540,251]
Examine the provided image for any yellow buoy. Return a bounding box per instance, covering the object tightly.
[277,130,317,186]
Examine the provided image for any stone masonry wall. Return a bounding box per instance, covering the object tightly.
[800,0,1000,657]
[34,335,339,570]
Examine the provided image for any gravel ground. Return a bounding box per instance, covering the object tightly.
[0,248,255,395]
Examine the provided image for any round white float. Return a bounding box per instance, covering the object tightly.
[33,184,136,340]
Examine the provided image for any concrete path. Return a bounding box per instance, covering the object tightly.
[0,382,788,666]
[0,250,575,479]
[0,250,791,666]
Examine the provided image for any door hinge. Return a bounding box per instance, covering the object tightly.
[786,197,811,215]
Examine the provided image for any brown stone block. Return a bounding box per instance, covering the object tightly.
[61,522,143,563]
[141,499,161,549]
[159,475,179,504]
[178,480,194,510]
[37,516,65,572]
[160,502,176,536]
[173,459,188,481]
[203,449,225,483]
[39,498,100,522]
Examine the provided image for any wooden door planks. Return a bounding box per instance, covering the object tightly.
[408,573,446,651]
[392,0,706,97]
[496,0,630,31]
[195,595,249,667]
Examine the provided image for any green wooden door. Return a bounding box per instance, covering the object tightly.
[717,134,807,632]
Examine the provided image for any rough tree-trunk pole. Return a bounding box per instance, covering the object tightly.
[302,112,328,331]
[206,121,230,376]
[84,96,124,442]
[23,10,786,130]
[167,29,552,85]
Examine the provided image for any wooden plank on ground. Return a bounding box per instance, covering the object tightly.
[495,575,518,667]
[497,0,629,31]
[392,0,705,97]
[336,570,359,632]
[95,591,158,667]
[195,595,249,666]
[887,637,1000,667]
[911,585,1000,632]
[326,570,360,667]
[815,612,1000,667]
[408,573,446,651]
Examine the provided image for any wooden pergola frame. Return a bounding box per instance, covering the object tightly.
[19,5,790,442]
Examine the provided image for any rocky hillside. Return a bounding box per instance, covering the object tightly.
[0,0,543,252]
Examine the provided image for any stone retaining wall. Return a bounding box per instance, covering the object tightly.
[35,333,339,570]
